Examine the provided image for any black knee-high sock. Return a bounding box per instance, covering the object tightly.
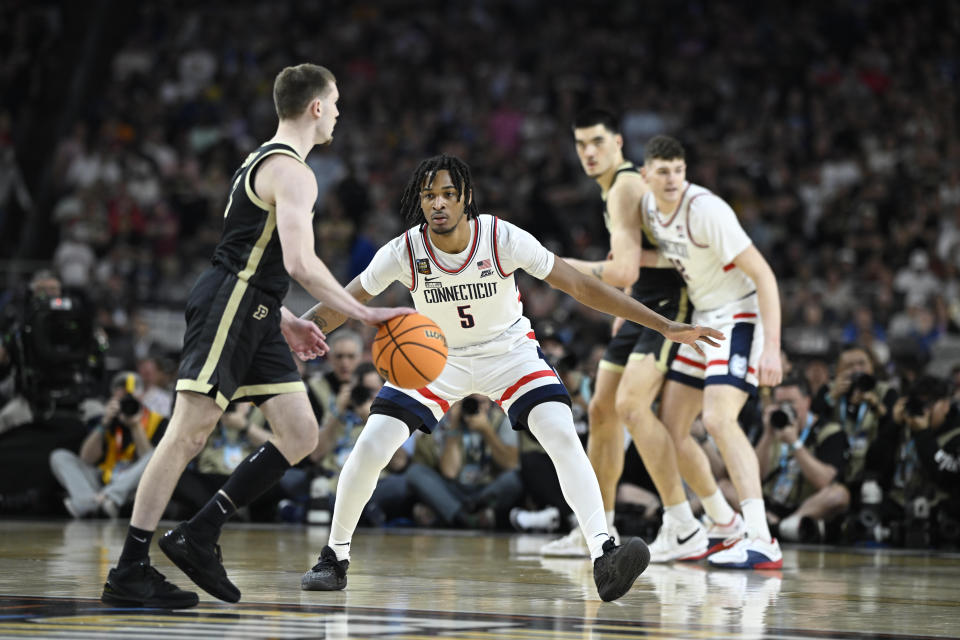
[187,441,291,542]
[118,526,154,567]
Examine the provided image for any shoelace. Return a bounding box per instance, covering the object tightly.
[314,554,346,578]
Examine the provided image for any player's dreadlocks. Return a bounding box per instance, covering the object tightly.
[400,155,479,227]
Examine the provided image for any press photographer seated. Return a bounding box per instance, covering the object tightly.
[49,372,167,518]
[756,375,849,542]
[858,375,960,548]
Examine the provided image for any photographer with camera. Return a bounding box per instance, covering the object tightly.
[813,345,898,526]
[859,375,960,548]
[404,394,522,529]
[756,376,849,542]
[49,372,167,518]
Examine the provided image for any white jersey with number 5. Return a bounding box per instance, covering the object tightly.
[360,214,555,352]
[642,183,754,310]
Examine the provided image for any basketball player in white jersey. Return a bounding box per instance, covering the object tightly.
[296,155,724,601]
[541,109,742,560]
[641,135,784,568]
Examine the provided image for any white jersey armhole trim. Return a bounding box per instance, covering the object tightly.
[686,193,712,249]
[404,230,417,292]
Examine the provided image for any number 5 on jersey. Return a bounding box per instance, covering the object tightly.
[457,305,475,328]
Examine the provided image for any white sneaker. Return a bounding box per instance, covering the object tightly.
[702,512,746,555]
[540,523,620,557]
[708,536,783,570]
[541,529,588,557]
[510,506,561,532]
[647,518,709,563]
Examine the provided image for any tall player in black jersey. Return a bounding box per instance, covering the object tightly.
[100,64,413,609]
[544,110,742,561]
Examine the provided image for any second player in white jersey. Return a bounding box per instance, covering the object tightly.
[642,184,754,311]
[361,214,552,352]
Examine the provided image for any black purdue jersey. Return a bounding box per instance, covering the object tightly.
[602,161,685,299]
[211,143,308,300]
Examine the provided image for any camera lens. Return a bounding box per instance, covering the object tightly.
[852,373,876,392]
[905,397,926,417]
[349,384,372,407]
[770,409,789,429]
[769,402,796,429]
[119,394,141,416]
[461,397,480,415]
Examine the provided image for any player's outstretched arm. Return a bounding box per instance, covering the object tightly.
[269,156,414,326]
[732,244,782,387]
[544,256,724,356]
[300,276,375,334]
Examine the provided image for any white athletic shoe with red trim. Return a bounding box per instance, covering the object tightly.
[702,513,747,556]
[647,518,709,563]
[707,536,783,570]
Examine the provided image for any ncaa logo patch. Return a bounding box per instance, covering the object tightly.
[416,258,432,275]
[729,354,748,378]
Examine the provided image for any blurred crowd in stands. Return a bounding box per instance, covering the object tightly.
[0,0,958,548]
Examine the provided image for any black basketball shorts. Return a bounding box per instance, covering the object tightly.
[599,287,691,374]
[176,265,304,409]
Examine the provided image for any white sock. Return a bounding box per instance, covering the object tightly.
[663,501,696,525]
[701,489,736,526]
[740,498,772,541]
[528,402,608,560]
[328,415,410,561]
[606,510,615,530]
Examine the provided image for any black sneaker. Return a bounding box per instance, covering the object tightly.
[593,536,650,602]
[158,523,240,603]
[101,560,199,609]
[301,545,349,590]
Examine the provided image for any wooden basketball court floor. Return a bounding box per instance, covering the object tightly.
[0,520,957,639]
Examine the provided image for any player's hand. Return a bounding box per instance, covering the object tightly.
[281,314,328,360]
[360,306,417,327]
[757,349,782,387]
[663,322,724,358]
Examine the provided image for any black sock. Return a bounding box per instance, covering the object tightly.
[188,441,291,542]
[118,526,154,567]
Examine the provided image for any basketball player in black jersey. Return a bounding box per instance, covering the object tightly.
[100,63,413,609]
[545,110,739,561]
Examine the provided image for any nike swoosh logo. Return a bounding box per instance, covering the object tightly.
[217,500,228,514]
[132,536,147,543]
[677,530,698,545]
[424,276,441,282]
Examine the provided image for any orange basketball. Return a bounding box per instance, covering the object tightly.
[371,313,448,389]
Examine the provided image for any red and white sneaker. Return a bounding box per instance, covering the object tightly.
[707,536,783,570]
[647,518,709,563]
[702,513,746,556]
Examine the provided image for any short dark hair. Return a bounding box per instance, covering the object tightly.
[777,375,811,397]
[572,108,620,134]
[400,155,479,227]
[273,64,336,121]
[644,135,685,164]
